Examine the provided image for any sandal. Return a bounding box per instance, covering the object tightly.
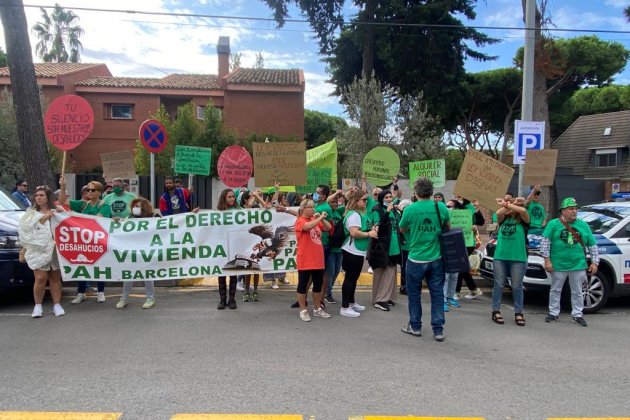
[242,293,250,302]
[492,311,504,325]
[515,313,526,326]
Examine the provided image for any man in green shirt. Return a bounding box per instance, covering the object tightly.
[399,177,450,342]
[103,178,136,218]
[541,197,599,327]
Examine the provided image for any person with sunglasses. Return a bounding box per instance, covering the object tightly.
[58,177,111,304]
[12,179,31,208]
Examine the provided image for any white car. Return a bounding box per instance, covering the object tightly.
[480,201,630,313]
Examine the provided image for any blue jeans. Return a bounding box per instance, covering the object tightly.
[326,251,342,296]
[492,259,526,313]
[406,258,445,334]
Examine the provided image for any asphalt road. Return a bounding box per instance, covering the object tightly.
[1,284,630,420]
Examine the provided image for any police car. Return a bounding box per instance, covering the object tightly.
[480,201,630,313]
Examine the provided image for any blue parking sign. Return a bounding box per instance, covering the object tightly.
[514,120,545,164]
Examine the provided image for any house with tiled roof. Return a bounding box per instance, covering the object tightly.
[0,36,305,172]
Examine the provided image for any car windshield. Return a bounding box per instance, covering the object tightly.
[0,188,25,211]
[578,205,630,234]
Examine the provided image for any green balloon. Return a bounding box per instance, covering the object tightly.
[362,146,400,187]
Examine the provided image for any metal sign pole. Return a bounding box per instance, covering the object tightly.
[150,152,155,207]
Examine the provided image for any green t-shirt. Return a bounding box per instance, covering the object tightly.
[543,218,595,271]
[315,201,333,246]
[494,217,527,262]
[366,196,379,224]
[69,199,111,218]
[331,205,345,253]
[527,201,547,230]
[103,192,136,218]
[371,204,401,256]
[399,200,449,262]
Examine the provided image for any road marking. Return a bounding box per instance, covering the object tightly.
[548,418,630,419]
[0,412,122,420]
[349,417,485,420]
[171,415,303,420]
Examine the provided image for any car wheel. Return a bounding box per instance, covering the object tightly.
[582,270,610,314]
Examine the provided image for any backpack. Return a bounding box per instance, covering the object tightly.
[329,216,348,249]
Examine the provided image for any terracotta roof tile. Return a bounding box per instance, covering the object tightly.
[227,68,301,86]
[75,74,220,90]
[0,63,103,78]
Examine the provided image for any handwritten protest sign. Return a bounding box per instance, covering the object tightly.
[175,145,211,176]
[217,146,253,188]
[454,149,514,212]
[253,142,307,186]
[449,209,474,247]
[101,150,136,181]
[522,149,558,186]
[362,146,400,187]
[409,159,445,187]
[44,95,94,152]
[296,168,333,194]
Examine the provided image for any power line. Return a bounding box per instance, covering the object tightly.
[22,3,630,35]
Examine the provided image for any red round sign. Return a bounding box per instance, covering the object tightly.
[55,216,108,265]
[44,94,94,151]
[217,146,253,188]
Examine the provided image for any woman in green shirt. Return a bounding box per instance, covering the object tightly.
[491,196,530,326]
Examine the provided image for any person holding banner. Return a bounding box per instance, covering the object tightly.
[216,189,240,309]
[491,196,530,326]
[295,198,332,321]
[18,186,65,318]
[103,178,136,219]
[159,176,191,216]
[340,190,378,318]
[58,177,111,304]
[239,190,267,301]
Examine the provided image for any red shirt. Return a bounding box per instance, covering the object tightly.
[295,216,325,270]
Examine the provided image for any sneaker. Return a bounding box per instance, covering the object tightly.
[115,299,127,309]
[324,294,336,304]
[350,303,365,312]
[290,300,300,308]
[53,304,65,317]
[545,314,559,323]
[142,298,155,309]
[71,293,86,304]
[367,267,373,274]
[434,332,445,342]
[31,304,43,318]
[443,302,449,312]
[374,302,390,311]
[401,323,421,337]
[252,291,259,301]
[217,299,226,310]
[97,292,106,303]
[228,299,237,309]
[236,281,245,291]
[572,316,588,327]
[387,300,396,307]
[340,307,361,318]
[299,309,311,322]
[447,298,461,308]
[271,280,279,289]
[465,288,483,300]
[453,293,460,301]
[282,277,290,284]
[313,308,332,318]
[242,293,250,302]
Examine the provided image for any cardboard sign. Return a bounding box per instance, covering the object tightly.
[453,149,514,212]
[217,146,253,188]
[44,95,94,151]
[449,209,474,247]
[522,149,558,186]
[409,159,445,188]
[362,146,400,187]
[175,145,211,175]
[101,150,136,181]
[296,168,332,194]
[253,142,307,186]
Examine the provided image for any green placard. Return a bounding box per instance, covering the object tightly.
[175,145,211,175]
[449,209,474,247]
[296,167,332,194]
[362,146,400,187]
[409,159,445,188]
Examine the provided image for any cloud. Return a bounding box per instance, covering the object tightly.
[303,71,339,110]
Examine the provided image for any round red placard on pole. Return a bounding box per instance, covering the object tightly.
[44,94,94,151]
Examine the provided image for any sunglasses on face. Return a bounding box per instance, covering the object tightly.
[86,189,100,193]
[20,184,27,187]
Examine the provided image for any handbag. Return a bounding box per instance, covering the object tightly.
[435,202,470,273]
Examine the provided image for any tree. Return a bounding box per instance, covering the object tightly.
[254,51,264,69]
[0,0,56,189]
[304,109,347,148]
[134,105,174,176]
[32,3,84,63]
[230,52,242,71]
[0,47,7,67]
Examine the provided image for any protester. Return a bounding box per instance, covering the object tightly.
[541,197,598,327]
[174,177,193,209]
[314,184,333,306]
[11,179,31,208]
[324,192,345,303]
[18,186,65,318]
[239,189,267,301]
[59,177,111,303]
[215,188,240,309]
[340,190,378,318]
[456,198,485,300]
[369,189,402,311]
[103,178,136,219]
[116,197,157,310]
[295,198,332,321]
[433,192,445,203]
[399,178,449,341]
[159,176,191,216]
[525,185,547,249]
[397,199,412,295]
[491,195,530,326]
[443,199,462,312]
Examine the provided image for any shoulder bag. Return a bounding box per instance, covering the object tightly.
[435,202,470,273]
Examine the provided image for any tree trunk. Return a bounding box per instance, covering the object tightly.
[361,0,376,78]
[0,0,55,190]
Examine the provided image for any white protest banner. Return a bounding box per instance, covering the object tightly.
[52,210,298,282]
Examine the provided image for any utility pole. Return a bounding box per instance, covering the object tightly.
[518,0,536,197]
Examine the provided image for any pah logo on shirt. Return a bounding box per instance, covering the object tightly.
[501,223,517,237]
[417,217,437,233]
[531,207,543,218]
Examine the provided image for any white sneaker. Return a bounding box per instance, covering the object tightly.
[97,292,106,303]
[142,298,155,309]
[116,299,127,309]
[271,280,279,290]
[299,309,311,322]
[53,304,65,317]
[367,267,373,274]
[313,308,332,318]
[31,304,43,318]
[71,293,85,304]
[465,288,483,300]
[236,281,245,291]
[340,307,361,318]
[351,303,365,312]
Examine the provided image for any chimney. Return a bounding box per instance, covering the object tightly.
[217,36,230,79]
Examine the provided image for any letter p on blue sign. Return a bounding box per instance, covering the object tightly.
[516,133,542,163]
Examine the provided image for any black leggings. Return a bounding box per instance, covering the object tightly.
[341,250,364,308]
[456,247,477,292]
[297,269,324,294]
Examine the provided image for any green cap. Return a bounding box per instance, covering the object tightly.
[559,197,579,209]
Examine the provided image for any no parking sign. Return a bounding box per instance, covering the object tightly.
[139,119,168,153]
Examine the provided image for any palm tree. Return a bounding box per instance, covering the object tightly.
[32,3,84,63]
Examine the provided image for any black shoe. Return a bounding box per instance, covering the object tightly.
[399,288,407,296]
[545,314,558,323]
[228,299,237,309]
[374,302,390,311]
[217,299,227,310]
[387,300,396,307]
[572,316,587,327]
[324,294,336,304]
[291,301,300,308]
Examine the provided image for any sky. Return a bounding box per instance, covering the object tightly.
[1,0,629,118]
